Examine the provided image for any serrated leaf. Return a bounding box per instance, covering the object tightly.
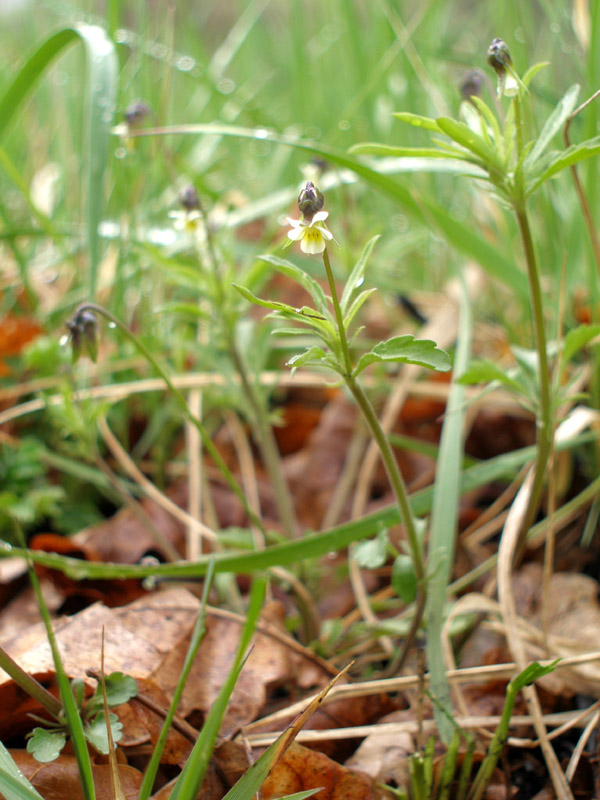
[26,729,67,764]
[525,84,580,169]
[458,360,525,394]
[340,234,379,315]
[84,712,123,754]
[391,554,417,604]
[259,254,331,318]
[354,528,389,569]
[353,335,451,377]
[393,111,442,132]
[86,672,137,716]
[561,324,600,368]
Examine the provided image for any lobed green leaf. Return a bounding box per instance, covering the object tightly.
[353,335,451,377]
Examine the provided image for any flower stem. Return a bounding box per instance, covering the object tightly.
[322,249,426,667]
[75,302,268,540]
[322,248,353,378]
[514,207,553,546]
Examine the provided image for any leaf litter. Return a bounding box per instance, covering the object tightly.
[2,273,600,800]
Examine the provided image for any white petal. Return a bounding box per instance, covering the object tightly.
[300,229,326,254]
[315,225,333,240]
[503,73,519,97]
[287,227,305,241]
[286,217,303,229]
[311,210,329,224]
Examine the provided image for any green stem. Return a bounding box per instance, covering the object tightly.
[322,247,426,667]
[75,302,268,540]
[514,207,553,544]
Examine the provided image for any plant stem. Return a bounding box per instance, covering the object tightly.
[514,207,553,546]
[322,248,426,667]
[75,302,268,540]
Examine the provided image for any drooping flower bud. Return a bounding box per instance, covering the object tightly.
[124,100,150,127]
[297,181,325,222]
[66,308,98,363]
[460,69,485,102]
[179,184,200,211]
[487,38,519,97]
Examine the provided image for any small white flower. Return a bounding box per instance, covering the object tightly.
[286,210,334,255]
[168,209,202,233]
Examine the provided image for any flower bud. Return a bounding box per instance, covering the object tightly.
[460,69,485,102]
[487,38,519,97]
[66,309,98,363]
[124,100,150,127]
[179,184,200,211]
[297,181,324,221]
[487,38,512,71]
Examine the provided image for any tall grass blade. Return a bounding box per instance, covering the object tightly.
[0,24,117,299]
[222,663,352,800]
[0,743,45,800]
[25,550,96,800]
[425,274,472,743]
[139,560,216,800]
[168,576,267,800]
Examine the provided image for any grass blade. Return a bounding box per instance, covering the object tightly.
[0,24,117,299]
[425,274,472,743]
[222,663,352,800]
[138,560,216,800]
[168,577,267,800]
[0,743,45,800]
[25,549,96,800]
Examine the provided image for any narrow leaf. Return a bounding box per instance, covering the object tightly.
[340,234,380,314]
[169,578,267,800]
[0,763,45,800]
[436,118,501,170]
[527,136,600,195]
[349,144,464,159]
[222,664,352,800]
[260,254,331,318]
[393,111,442,132]
[343,288,377,329]
[525,84,580,168]
[458,360,525,395]
[426,276,471,744]
[561,324,600,370]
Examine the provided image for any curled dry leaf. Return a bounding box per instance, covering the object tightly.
[7,750,142,800]
[513,564,600,695]
[261,742,393,800]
